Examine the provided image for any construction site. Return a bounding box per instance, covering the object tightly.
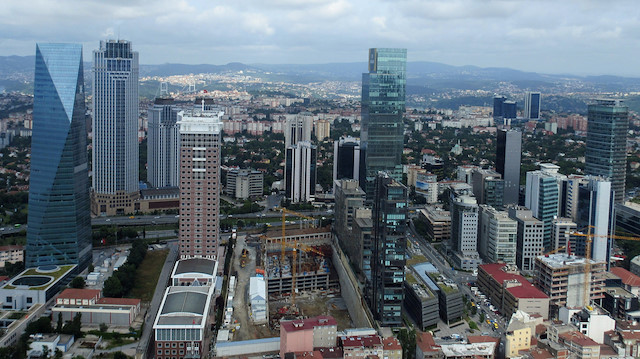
[223,210,349,343]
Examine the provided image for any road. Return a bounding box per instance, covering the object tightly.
[136,242,178,359]
[408,225,508,337]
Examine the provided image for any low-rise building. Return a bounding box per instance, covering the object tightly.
[280,316,338,358]
[558,331,600,359]
[0,265,77,310]
[0,245,24,268]
[602,286,639,319]
[249,276,267,323]
[416,331,442,359]
[225,168,263,199]
[610,267,640,296]
[382,337,402,359]
[404,263,439,330]
[439,342,496,359]
[417,207,451,243]
[430,273,464,323]
[505,311,542,358]
[569,306,615,344]
[340,335,383,359]
[171,257,218,286]
[28,334,74,357]
[477,263,549,319]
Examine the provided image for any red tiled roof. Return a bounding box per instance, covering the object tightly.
[559,331,599,347]
[416,332,440,353]
[341,335,382,348]
[58,288,101,300]
[97,297,141,306]
[480,263,548,299]
[0,245,24,251]
[528,347,554,359]
[316,347,343,358]
[619,331,640,341]
[507,285,548,299]
[599,344,618,356]
[281,316,337,333]
[382,337,402,350]
[293,351,323,359]
[611,267,640,287]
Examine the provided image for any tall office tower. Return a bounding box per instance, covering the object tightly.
[577,177,614,264]
[333,136,361,189]
[551,217,577,253]
[285,141,317,203]
[26,43,92,270]
[450,191,482,270]
[508,207,544,273]
[493,95,506,119]
[314,119,331,141]
[478,205,517,264]
[147,98,180,188]
[370,173,407,326]
[178,107,223,259]
[334,179,366,259]
[496,129,522,205]
[92,40,139,215]
[524,92,541,120]
[503,101,517,119]
[360,48,406,200]
[471,168,504,208]
[585,99,629,203]
[285,112,313,148]
[525,164,563,251]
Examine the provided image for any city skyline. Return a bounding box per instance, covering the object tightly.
[1,1,640,76]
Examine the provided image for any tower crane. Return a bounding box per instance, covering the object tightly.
[571,227,640,306]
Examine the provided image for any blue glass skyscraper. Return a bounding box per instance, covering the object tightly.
[26,43,92,270]
[360,48,406,199]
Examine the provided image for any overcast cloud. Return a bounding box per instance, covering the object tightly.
[1,0,639,76]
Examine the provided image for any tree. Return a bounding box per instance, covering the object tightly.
[103,276,123,298]
[99,323,108,333]
[61,313,83,338]
[56,313,63,333]
[25,317,53,335]
[70,276,85,289]
[396,329,416,359]
[113,351,130,359]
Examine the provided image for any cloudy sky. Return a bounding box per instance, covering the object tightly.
[1,0,639,76]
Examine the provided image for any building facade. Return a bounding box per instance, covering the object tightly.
[333,136,361,189]
[27,43,92,270]
[360,48,406,199]
[225,169,263,199]
[285,141,317,203]
[508,207,544,273]
[92,40,140,216]
[585,99,629,203]
[496,129,522,205]
[147,98,180,188]
[178,109,223,259]
[524,92,541,120]
[478,206,517,265]
[370,173,407,326]
[450,194,482,270]
[525,164,562,251]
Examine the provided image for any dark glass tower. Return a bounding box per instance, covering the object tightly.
[360,48,406,199]
[370,172,407,327]
[496,129,522,205]
[493,95,506,119]
[585,99,629,203]
[26,43,92,270]
[524,92,541,119]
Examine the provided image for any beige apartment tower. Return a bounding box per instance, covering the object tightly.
[178,106,223,259]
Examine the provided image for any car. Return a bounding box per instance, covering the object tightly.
[154,216,160,219]
[129,216,135,219]
[105,219,110,222]
[0,228,4,231]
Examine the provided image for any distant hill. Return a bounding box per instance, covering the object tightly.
[1,55,639,93]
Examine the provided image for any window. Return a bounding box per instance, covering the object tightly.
[26,297,33,304]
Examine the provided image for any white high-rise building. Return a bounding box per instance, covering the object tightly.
[285,112,313,148]
[178,106,223,259]
[147,98,180,188]
[92,40,139,215]
[285,141,317,203]
[479,205,517,264]
[450,193,482,270]
[509,207,544,273]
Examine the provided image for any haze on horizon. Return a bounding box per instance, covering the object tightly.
[1,0,638,77]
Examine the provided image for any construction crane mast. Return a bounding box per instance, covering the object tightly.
[275,207,318,304]
[571,227,640,306]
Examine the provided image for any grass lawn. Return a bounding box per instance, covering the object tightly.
[130,249,169,302]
